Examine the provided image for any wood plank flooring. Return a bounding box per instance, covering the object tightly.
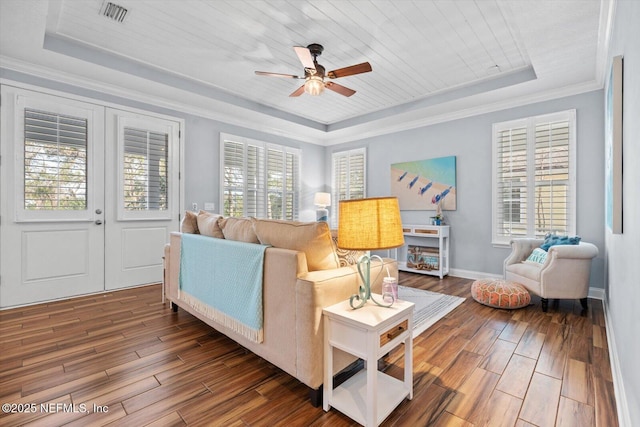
[0,273,618,426]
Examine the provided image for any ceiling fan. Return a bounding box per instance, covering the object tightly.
[255,43,372,97]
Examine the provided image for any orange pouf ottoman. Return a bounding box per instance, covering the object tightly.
[471,279,531,309]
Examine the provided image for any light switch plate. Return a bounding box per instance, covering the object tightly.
[192,203,198,211]
[204,202,215,211]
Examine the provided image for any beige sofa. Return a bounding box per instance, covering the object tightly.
[164,212,397,404]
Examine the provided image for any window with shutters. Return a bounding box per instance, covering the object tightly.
[331,148,366,227]
[23,108,88,211]
[492,110,576,245]
[220,133,300,219]
[123,127,168,211]
[116,114,177,221]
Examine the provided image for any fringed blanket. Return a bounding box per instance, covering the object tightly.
[179,234,267,343]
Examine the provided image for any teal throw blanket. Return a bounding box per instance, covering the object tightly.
[179,234,267,343]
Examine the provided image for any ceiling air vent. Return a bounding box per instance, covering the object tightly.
[101,2,128,23]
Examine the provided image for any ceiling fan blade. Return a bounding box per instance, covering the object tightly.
[289,85,306,97]
[293,46,316,71]
[327,62,372,79]
[325,82,356,97]
[255,71,304,79]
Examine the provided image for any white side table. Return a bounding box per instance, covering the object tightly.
[323,297,414,427]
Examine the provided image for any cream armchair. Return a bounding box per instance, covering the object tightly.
[504,238,599,312]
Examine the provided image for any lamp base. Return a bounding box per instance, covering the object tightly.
[316,207,328,222]
[350,254,394,309]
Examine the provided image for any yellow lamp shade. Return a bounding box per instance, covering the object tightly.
[337,197,404,250]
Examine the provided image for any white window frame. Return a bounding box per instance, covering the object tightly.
[12,93,101,223]
[330,147,367,228]
[219,133,301,219]
[492,110,576,246]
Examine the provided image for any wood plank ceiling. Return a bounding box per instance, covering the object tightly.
[1,0,603,131]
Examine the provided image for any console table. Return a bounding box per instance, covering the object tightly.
[396,224,450,279]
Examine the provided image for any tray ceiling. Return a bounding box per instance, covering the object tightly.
[0,0,609,143]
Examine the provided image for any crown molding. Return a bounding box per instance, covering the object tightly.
[1,56,602,147]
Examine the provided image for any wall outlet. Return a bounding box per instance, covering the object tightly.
[204,202,215,211]
[192,203,198,211]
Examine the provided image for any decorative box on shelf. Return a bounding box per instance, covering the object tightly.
[407,245,439,270]
[394,225,450,279]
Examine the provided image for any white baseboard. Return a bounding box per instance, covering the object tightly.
[447,269,605,301]
[448,268,502,280]
[603,296,632,427]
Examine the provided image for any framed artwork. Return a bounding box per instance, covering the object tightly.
[391,156,456,211]
[605,55,623,234]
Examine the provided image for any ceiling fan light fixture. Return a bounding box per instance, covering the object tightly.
[304,75,325,96]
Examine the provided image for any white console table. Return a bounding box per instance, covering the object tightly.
[396,225,450,279]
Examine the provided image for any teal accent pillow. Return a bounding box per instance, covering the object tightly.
[525,248,548,264]
[540,234,581,251]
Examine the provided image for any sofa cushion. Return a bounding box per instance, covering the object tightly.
[218,217,259,243]
[252,219,339,271]
[525,248,548,265]
[540,234,581,251]
[181,210,200,234]
[196,211,224,238]
[330,230,365,267]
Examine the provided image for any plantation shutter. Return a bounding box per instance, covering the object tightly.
[331,148,366,227]
[24,108,88,210]
[534,119,572,236]
[285,150,299,220]
[495,123,528,240]
[221,134,299,219]
[493,110,575,245]
[267,147,284,219]
[123,127,168,211]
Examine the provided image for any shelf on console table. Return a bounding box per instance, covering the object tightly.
[395,224,450,279]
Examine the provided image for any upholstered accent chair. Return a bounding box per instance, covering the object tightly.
[504,238,598,312]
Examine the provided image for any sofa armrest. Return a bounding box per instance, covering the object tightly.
[294,258,397,388]
[503,239,544,278]
[547,242,598,260]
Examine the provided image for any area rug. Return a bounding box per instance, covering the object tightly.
[398,285,465,338]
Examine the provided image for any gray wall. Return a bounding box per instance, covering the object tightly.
[605,0,640,424]
[0,69,325,222]
[327,91,605,286]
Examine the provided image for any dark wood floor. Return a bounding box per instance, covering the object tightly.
[0,273,618,426]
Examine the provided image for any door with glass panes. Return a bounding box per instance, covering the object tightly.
[0,87,180,308]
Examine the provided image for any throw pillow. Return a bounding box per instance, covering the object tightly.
[180,210,199,234]
[331,230,365,267]
[524,247,548,265]
[252,219,339,271]
[196,211,224,238]
[218,217,259,243]
[540,233,581,251]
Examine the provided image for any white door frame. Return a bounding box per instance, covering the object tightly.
[0,81,185,308]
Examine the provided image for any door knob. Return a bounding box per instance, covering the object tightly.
[95,219,103,225]
[95,209,102,214]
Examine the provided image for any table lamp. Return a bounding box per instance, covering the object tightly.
[337,197,405,309]
[314,192,331,222]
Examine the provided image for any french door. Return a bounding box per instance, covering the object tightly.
[0,87,180,308]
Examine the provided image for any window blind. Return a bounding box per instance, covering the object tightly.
[24,108,88,210]
[123,127,168,211]
[493,111,575,244]
[331,148,366,227]
[221,135,300,219]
